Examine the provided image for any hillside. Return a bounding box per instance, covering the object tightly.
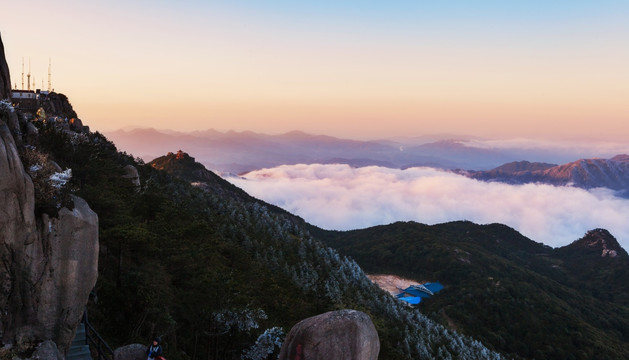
[29,122,501,359]
[465,156,629,196]
[314,221,629,359]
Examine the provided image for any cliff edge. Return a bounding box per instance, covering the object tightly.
[0,33,99,358]
[0,33,10,99]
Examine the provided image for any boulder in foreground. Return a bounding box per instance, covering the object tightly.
[278,309,379,360]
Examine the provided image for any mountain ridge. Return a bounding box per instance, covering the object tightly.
[314,220,629,360]
[465,154,629,196]
[107,127,594,174]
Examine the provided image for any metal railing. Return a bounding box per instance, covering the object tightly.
[83,310,115,360]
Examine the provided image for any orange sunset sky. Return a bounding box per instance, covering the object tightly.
[2,1,628,140]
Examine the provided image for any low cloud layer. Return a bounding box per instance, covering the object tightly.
[227,164,629,249]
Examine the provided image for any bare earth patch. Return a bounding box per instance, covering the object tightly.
[367,274,424,295]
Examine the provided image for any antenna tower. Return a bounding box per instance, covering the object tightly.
[21,58,24,90]
[27,58,31,91]
[48,58,52,92]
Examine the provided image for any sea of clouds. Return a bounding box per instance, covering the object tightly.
[227,164,629,249]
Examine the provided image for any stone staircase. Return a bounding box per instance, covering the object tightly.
[68,323,93,360]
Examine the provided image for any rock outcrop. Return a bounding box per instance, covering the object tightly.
[0,118,99,354]
[278,310,380,360]
[114,344,147,360]
[30,340,62,360]
[41,93,78,120]
[0,34,10,99]
[564,228,628,258]
[122,164,141,189]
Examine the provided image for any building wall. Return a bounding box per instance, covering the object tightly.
[12,91,37,99]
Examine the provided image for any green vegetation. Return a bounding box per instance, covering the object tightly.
[314,221,629,360]
[32,123,500,360]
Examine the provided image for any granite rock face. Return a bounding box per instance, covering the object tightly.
[114,344,148,360]
[279,309,380,360]
[29,340,62,360]
[122,164,141,189]
[0,34,10,100]
[0,118,99,352]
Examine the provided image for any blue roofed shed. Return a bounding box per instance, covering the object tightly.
[395,282,444,306]
[398,296,421,305]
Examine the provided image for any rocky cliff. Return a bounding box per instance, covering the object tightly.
[0,34,99,359]
[0,117,99,355]
[0,34,10,99]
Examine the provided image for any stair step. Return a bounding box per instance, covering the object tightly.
[67,347,92,360]
[72,338,87,347]
[68,345,90,356]
[67,353,92,360]
[67,354,93,360]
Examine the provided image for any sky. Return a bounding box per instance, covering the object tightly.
[2,0,629,140]
[228,164,629,249]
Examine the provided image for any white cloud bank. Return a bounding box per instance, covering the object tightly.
[227,164,629,249]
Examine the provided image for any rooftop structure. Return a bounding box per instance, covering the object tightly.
[395,282,444,306]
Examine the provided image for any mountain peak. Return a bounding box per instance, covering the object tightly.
[569,229,627,258]
[611,154,629,162]
[150,150,200,176]
[164,149,194,162]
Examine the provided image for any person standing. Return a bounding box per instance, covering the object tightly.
[147,337,163,360]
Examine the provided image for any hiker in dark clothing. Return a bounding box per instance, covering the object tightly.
[147,337,163,360]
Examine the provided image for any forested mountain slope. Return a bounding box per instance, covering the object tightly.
[32,123,500,360]
[314,222,629,360]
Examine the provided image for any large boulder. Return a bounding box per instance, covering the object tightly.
[36,196,99,349]
[0,119,99,353]
[29,340,62,360]
[278,310,380,360]
[114,344,148,360]
[122,164,141,189]
[0,33,10,99]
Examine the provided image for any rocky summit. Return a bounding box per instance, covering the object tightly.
[564,228,628,258]
[1,33,98,358]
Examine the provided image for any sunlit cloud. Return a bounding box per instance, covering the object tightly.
[227,164,629,249]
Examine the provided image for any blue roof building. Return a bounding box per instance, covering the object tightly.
[396,282,443,306]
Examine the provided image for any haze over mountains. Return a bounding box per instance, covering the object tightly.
[106,128,629,174]
[108,127,629,249]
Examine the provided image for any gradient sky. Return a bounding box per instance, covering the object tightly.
[2,1,628,140]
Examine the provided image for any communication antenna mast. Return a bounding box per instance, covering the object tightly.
[21,57,24,90]
[48,58,52,92]
[27,58,31,91]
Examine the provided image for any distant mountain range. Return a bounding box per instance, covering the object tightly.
[107,128,629,196]
[105,128,598,174]
[462,154,629,197]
